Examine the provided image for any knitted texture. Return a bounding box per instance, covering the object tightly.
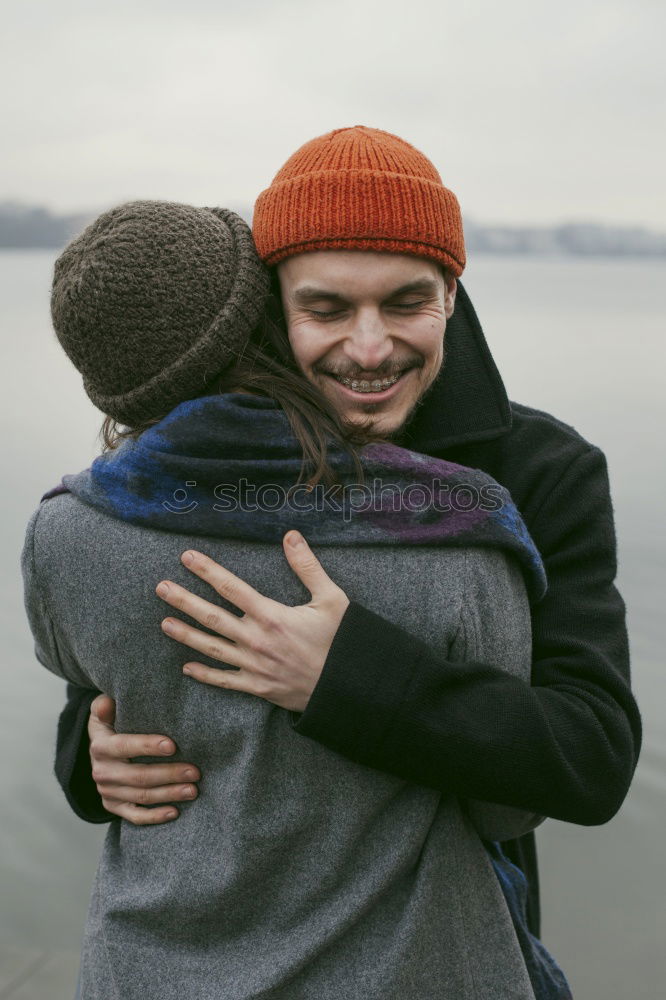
[253,126,466,275]
[51,200,270,426]
[47,392,548,605]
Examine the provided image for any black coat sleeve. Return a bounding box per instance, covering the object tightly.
[291,445,642,826]
[55,683,114,823]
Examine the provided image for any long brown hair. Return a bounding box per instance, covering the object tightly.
[100,274,380,490]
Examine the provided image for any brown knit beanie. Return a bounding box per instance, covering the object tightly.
[51,200,270,426]
[253,125,465,276]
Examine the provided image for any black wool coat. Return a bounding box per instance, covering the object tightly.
[52,280,642,939]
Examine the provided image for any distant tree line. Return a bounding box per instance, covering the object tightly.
[0,203,93,249]
[1,201,665,257]
[463,218,666,256]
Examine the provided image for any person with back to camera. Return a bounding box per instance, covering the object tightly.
[23,195,570,998]
[38,127,641,993]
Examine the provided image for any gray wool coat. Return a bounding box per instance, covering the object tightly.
[22,493,544,1000]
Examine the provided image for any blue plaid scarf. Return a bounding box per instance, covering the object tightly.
[49,392,547,605]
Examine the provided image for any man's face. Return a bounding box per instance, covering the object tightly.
[277,250,457,440]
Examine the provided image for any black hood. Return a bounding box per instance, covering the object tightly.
[400,279,513,453]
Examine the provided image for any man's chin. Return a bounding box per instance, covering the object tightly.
[338,407,406,443]
[317,371,432,443]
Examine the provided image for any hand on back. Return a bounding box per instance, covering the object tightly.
[88,694,200,825]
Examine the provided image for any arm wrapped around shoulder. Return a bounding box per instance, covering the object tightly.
[453,548,547,842]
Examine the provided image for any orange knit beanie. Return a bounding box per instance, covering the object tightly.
[253,125,465,276]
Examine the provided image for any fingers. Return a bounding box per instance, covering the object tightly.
[88,699,177,759]
[88,695,118,741]
[99,782,198,808]
[161,617,252,670]
[91,693,116,727]
[92,760,200,788]
[101,801,181,825]
[85,684,204,829]
[282,531,343,604]
[178,550,267,620]
[182,661,247,691]
[93,757,202,827]
[155,580,243,643]
[91,729,178,761]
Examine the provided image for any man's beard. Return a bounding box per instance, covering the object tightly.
[334,343,446,448]
[370,341,447,446]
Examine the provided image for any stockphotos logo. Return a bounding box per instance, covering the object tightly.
[162,478,504,523]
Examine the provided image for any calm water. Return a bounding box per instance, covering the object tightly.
[2,251,665,998]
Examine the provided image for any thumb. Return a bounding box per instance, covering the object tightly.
[282,530,336,601]
[90,693,116,730]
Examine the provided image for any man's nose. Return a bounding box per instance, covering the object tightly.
[342,310,393,372]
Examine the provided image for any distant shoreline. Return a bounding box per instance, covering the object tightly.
[1,202,665,258]
[4,246,665,262]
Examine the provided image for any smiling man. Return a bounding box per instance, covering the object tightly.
[277,250,454,438]
[53,126,641,953]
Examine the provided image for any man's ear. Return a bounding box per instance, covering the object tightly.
[444,273,457,319]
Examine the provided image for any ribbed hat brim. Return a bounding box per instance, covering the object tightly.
[253,151,466,275]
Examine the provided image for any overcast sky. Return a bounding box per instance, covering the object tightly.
[1,0,663,227]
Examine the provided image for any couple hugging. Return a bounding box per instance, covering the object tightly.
[22,125,639,999]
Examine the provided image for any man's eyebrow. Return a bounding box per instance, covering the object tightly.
[385,278,442,298]
[292,286,348,304]
[292,277,441,305]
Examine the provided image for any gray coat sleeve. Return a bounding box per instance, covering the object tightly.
[451,548,547,842]
[21,506,94,689]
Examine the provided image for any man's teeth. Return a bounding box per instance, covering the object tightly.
[334,372,405,393]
